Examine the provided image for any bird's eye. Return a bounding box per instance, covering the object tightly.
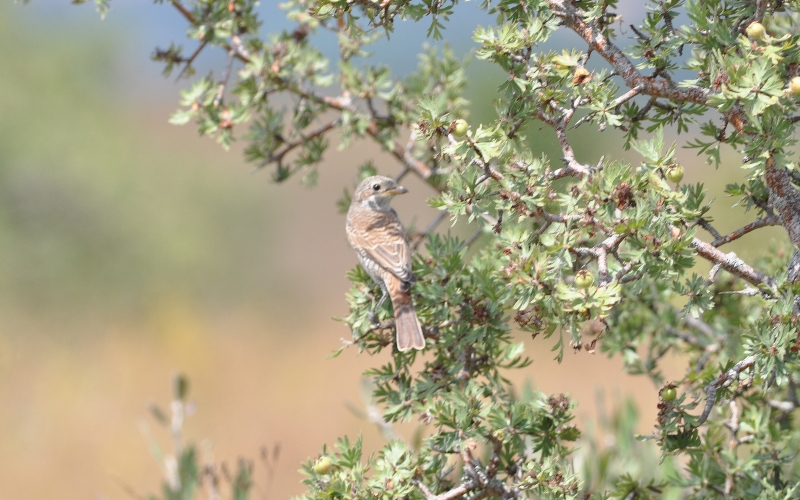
[372,184,381,191]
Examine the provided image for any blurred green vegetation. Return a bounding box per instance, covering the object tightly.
[578,394,681,499]
[0,7,287,325]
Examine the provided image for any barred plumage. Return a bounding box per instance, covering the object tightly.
[346,175,425,351]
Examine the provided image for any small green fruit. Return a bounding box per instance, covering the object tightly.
[661,387,677,402]
[312,456,332,474]
[452,119,468,138]
[665,164,684,183]
[746,22,765,40]
[575,269,594,289]
[789,77,800,96]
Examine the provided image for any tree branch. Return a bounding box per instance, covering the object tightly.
[170,1,250,64]
[765,156,800,255]
[251,118,341,171]
[712,215,781,247]
[548,0,709,105]
[368,123,433,180]
[690,238,776,293]
[414,479,478,500]
[547,0,746,129]
[696,218,723,241]
[175,39,208,81]
[695,354,756,426]
[169,0,196,23]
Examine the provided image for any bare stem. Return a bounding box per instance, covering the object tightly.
[690,238,776,293]
[695,354,756,427]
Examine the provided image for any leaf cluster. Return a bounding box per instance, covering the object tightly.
[92,0,800,498]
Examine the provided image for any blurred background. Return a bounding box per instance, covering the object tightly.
[0,2,785,499]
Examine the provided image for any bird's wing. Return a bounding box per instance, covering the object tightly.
[348,209,415,283]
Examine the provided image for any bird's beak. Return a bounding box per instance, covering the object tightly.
[386,186,408,196]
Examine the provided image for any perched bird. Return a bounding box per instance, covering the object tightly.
[346,175,426,351]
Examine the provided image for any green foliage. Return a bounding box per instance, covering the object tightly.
[142,374,264,500]
[80,0,800,497]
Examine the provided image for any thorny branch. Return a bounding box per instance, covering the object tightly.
[175,39,209,81]
[696,218,723,242]
[690,238,777,293]
[371,123,434,180]
[170,1,250,64]
[766,378,800,412]
[212,49,236,108]
[161,4,800,495]
[414,439,521,500]
[547,0,798,285]
[251,118,341,172]
[412,211,449,251]
[695,354,756,427]
[571,84,643,130]
[547,0,714,110]
[461,447,520,499]
[415,478,478,500]
[529,106,594,178]
[711,215,781,247]
[765,156,800,252]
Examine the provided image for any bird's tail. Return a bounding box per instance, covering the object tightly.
[394,303,425,351]
[386,275,425,351]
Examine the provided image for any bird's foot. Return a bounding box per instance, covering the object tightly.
[369,311,381,327]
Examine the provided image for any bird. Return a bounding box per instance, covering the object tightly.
[346,175,426,351]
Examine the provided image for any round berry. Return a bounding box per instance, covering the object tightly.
[312,456,332,474]
[746,22,765,40]
[452,119,468,138]
[575,269,594,289]
[789,77,800,96]
[665,164,684,183]
[661,387,677,402]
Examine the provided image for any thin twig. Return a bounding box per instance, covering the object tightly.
[175,39,208,81]
[664,326,701,348]
[111,474,148,500]
[464,227,483,248]
[368,123,433,180]
[251,118,341,172]
[412,211,448,251]
[170,1,251,64]
[694,354,756,427]
[212,49,236,108]
[571,85,643,130]
[170,0,196,23]
[712,215,781,247]
[414,479,477,500]
[765,399,797,412]
[696,218,723,241]
[547,0,747,132]
[684,316,718,338]
[707,262,723,283]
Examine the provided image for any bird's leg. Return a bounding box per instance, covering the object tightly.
[370,286,389,326]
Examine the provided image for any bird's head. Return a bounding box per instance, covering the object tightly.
[352,175,408,210]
